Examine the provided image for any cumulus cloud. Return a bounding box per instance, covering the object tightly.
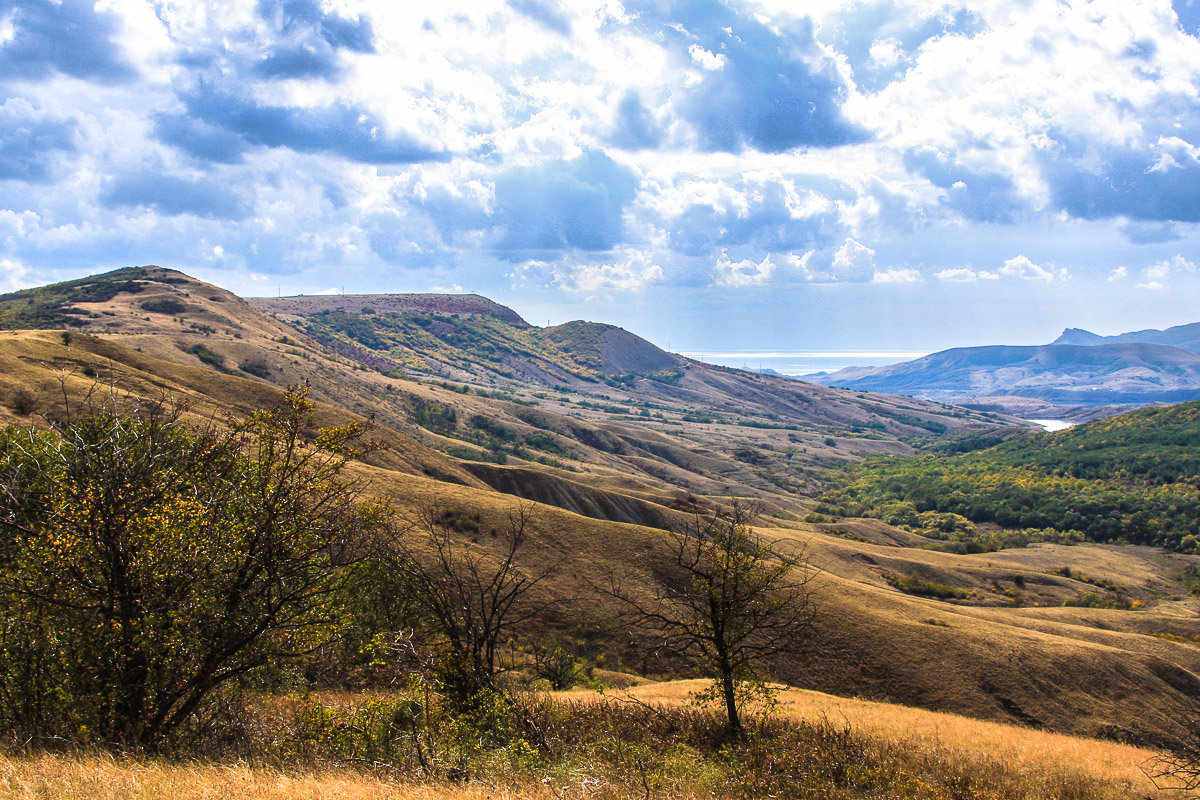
[1137,254,1197,288]
[609,91,666,150]
[663,175,838,257]
[508,0,572,36]
[831,238,876,282]
[1120,220,1182,245]
[0,257,27,291]
[937,268,982,282]
[714,251,774,287]
[254,0,375,79]
[556,249,664,292]
[152,114,248,165]
[873,266,921,283]
[1000,255,1062,282]
[174,85,450,165]
[100,170,253,220]
[820,1,983,92]
[6,0,1200,329]
[1109,266,1128,281]
[1043,136,1200,223]
[415,150,640,259]
[791,238,884,283]
[903,147,1026,224]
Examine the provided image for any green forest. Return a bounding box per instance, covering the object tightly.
[818,401,1200,553]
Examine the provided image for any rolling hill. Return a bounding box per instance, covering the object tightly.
[1,265,1199,751]
[820,399,1200,551]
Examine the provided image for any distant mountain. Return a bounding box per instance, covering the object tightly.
[1050,321,1200,353]
[805,341,1200,414]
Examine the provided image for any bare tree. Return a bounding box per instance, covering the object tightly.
[610,501,818,735]
[397,501,552,706]
[1144,727,1200,797]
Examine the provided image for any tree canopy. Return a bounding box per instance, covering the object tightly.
[0,386,394,749]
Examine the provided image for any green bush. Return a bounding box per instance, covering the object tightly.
[238,359,271,378]
[885,572,972,600]
[0,387,394,749]
[140,298,187,314]
[187,343,225,369]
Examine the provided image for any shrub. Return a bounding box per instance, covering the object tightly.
[0,387,396,750]
[140,298,187,315]
[886,572,972,600]
[187,343,225,369]
[8,388,35,415]
[238,360,271,378]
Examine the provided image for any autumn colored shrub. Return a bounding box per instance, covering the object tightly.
[0,386,395,750]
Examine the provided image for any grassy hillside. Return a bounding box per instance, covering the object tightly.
[0,267,1013,523]
[0,682,1177,799]
[819,401,1200,551]
[2,266,1200,776]
[2,327,1199,749]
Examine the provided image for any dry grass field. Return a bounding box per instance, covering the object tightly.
[0,681,1184,799]
[2,325,1198,746]
[0,755,540,800]
[2,268,1200,798]
[599,680,1179,798]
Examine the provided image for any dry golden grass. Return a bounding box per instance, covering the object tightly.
[597,679,1176,798]
[0,753,551,800]
[0,680,1179,800]
[2,314,1200,756]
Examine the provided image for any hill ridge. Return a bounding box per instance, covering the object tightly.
[249,292,531,327]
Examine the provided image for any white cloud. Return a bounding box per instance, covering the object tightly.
[935,267,1002,282]
[714,251,774,287]
[0,10,15,46]
[1138,254,1197,288]
[868,37,904,68]
[688,44,727,70]
[936,268,979,282]
[873,266,921,283]
[4,0,1200,349]
[0,258,27,291]
[1000,255,1061,281]
[558,249,665,292]
[831,238,875,282]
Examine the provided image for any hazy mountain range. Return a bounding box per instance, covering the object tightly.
[805,322,1200,419]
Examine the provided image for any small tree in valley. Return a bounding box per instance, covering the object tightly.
[611,501,818,736]
[397,501,551,708]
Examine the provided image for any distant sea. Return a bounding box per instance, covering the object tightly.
[678,350,927,377]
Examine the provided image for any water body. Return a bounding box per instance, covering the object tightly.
[679,350,927,377]
[1028,419,1076,432]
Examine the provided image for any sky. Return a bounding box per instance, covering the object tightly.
[3,0,1200,354]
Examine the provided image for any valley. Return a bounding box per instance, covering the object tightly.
[0,266,1198,798]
